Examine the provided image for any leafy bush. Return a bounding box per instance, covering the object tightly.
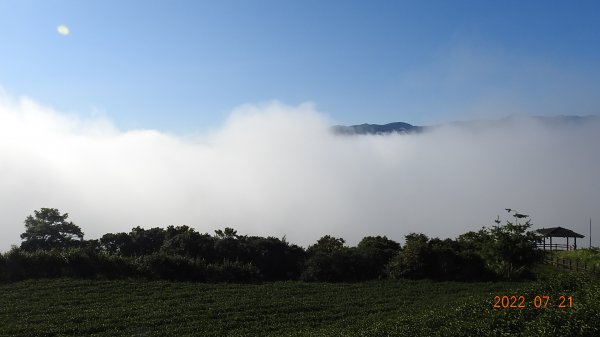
[554,248,600,269]
[0,253,6,282]
[386,233,431,279]
[91,253,139,279]
[300,235,360,282]
[206,260,261,283]
[137,253,206,281]
[460,220,543,279]
[355,236,401,279]
[63,248,97,278]
[2,248,65,281]
[242,236,306,281]
[3,208,546,284]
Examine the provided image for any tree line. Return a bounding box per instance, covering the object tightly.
[0,208,543,283]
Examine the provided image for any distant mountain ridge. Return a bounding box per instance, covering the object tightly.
[332,115,599,135]
[331,122,425,135]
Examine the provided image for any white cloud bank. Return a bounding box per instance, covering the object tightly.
[1,93,600,251]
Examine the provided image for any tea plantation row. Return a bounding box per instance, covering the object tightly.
[1,270,597,336]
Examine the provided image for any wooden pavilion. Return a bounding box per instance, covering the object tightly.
[537,227,585,251]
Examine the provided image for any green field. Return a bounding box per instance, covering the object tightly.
[1,270,598,337]
[554,248,600,269]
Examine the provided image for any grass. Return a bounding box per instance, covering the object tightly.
[0,269,598,336]
[553,248,600,269]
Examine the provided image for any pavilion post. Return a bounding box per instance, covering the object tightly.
[543,237,546,250]
[574,237,577,250]
[567,237,570,251]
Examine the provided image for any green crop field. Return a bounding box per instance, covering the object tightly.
[554,248,600,269]
[1,270,598,337]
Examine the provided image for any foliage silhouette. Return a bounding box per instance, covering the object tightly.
[20,208,84,251]
[2,208,545,283]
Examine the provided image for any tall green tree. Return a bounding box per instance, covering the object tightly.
[458,217,542,279]
[129,226,166,256]
[356,236,401,279]
[386,233,431,279]
[301,235,357,282]
[20,208,84,251]
[479,220,542,279]
[99,232,134,255]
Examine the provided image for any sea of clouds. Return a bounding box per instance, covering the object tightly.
[1,92,599,251]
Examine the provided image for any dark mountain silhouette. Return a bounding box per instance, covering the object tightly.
[331,122,425,135]
[332,115,599,135]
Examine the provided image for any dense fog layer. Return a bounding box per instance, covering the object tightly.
[1,94,599,251]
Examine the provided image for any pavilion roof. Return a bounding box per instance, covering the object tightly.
[536,226,585,238]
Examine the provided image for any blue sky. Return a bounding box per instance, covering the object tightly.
[2,1,600,249]
[1,0,599,133]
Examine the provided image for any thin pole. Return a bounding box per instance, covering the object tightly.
[591,219,592,249]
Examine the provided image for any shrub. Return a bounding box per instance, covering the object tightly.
[0,253,6,282]
[10,249,66,280]
[386,233,431,279]
[355,236,401,280]
[138,253,205,281]
[93,253,139,279]
[300,236,360,282]
[478,220,542,279]
[63,249,97,278]
[206,260,261,283]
